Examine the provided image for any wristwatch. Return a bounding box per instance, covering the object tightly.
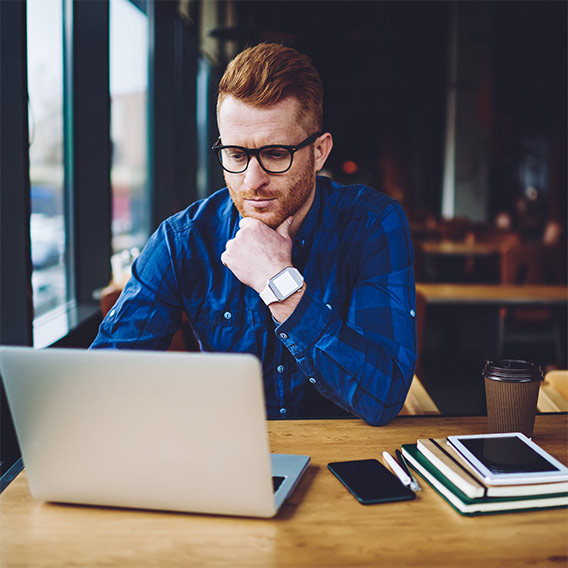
[259,267,304,305]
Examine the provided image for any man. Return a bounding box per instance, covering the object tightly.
[92,43,417,426]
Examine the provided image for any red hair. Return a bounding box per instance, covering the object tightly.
[217,43,323,133]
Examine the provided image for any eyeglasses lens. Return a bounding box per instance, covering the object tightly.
[219,147,293,174]
[258,148,292,173]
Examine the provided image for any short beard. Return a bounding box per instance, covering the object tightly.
[226,150,316,229]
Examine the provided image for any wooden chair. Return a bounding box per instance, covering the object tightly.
[465,227,520,249]
[99,283,198,351]
[537,370,568,413]
[462,228,520,282]
[436,216,472,241]
[498,243,567,363]
[499,242,566,285]
[400,374,440,415]
[414,287,427,378]
[400,288,440,415]
[542,220,564,245]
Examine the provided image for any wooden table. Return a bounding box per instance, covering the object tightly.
[416,283,568,306]
[418,240,501,257]
[416,241,504,283]
[415,283,568,380]
[1,415,567,567]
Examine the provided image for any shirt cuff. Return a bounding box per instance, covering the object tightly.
[274,287,333,356]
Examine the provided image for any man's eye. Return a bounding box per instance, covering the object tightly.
[227,150,246,161]
[264,149,288,160]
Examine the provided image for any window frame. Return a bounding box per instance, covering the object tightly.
[1,0,200,485]
[0,0,32,488]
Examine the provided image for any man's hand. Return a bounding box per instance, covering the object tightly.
[221,216,295,294]
[221,216,305,322]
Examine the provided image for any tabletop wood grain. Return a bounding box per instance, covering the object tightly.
[418,241,502,256]
[1,415,567,568]
[416,283,568,305]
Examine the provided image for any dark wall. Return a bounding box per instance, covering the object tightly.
[224,1,565,228]
[489,1,567,234]
[232,0,449,214]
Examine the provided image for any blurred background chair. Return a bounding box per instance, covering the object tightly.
[436,216,473,241]
[99,284,198,352]
[537,370,568,412]
[465,227,521,249]
[401,375,440,415]
[542,220,565,245]
[414,287,427,378]
[498,242,567,364]
[400,287,440,415]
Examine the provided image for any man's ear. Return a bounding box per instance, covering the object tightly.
[314,132,333,172]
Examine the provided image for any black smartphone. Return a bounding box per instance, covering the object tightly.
[328,459,416,505]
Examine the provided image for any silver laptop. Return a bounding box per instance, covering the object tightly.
[0,346,310,518]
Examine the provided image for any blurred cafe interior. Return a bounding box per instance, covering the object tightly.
[1,0,567,478]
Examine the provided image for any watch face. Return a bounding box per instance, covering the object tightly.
[273,270,301,298]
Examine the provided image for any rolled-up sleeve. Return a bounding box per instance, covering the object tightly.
[275,201,417,426]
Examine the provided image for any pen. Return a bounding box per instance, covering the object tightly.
[395,449,422,492]
[382,451,413,489]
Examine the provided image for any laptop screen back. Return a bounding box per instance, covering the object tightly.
[0,347,279,517]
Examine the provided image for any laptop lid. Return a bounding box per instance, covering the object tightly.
[0,346,309,518]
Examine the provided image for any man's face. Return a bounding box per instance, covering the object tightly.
[217,96,317,230]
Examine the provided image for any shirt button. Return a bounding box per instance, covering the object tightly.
[279,332,288,340]
[410,309,416,318]
[279,408,287,416]
[109,309,116,317]
[309,377,317,384]
[325,303,332,310]
[277,365,285,373]
[224,311,232,320]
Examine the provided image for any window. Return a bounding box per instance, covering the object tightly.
[110,0,149,277]
[1,0,199,483]
[27,0,66,319]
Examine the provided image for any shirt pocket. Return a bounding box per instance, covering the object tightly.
[191,306,255,353]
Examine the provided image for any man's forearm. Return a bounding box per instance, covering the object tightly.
[274,287,417,426]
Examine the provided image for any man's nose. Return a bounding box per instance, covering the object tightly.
[243,155,270,190]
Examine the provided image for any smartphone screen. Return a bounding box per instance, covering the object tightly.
[328,459,416,505]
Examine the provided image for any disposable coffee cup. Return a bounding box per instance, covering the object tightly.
[483,359,543,438]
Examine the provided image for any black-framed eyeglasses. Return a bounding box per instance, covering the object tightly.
[211,132,324,174]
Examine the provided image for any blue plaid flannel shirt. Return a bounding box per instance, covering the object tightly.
[91,176,417,425]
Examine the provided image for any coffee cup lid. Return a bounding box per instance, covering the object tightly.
[484,359,543,382]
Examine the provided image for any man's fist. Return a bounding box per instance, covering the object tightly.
[221,216,294,293]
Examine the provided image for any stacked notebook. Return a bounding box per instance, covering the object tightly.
[401,438,568,516]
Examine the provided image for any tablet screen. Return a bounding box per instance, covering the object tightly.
[457,436,560,474]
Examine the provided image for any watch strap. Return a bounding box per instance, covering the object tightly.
[259,285,279,305]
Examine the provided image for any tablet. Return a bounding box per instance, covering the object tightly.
[447,433,568,485]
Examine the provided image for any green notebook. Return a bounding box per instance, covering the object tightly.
[401,444,568,516]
